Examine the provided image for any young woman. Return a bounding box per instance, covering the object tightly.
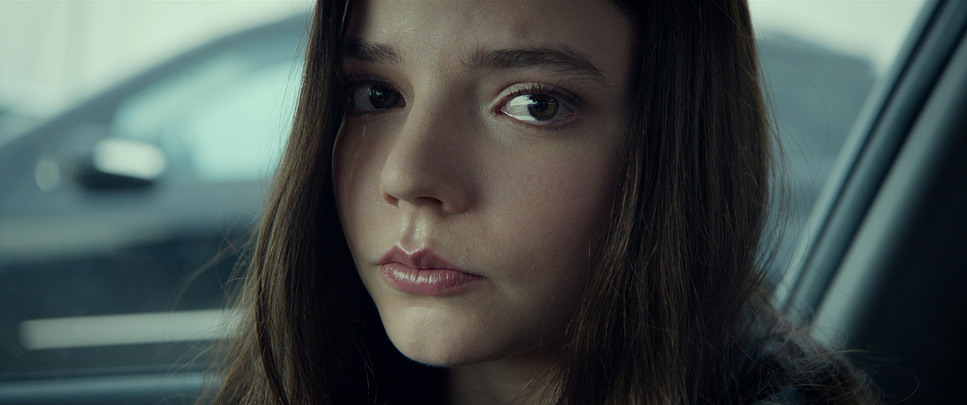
[209,0,876,404]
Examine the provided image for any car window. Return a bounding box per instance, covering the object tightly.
[749,0,927,275]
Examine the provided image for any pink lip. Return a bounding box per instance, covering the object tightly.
[377,246,483,296]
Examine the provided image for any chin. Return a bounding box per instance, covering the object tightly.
[393,344,472,368]
[383,322,491,368]
[376,306,507,368]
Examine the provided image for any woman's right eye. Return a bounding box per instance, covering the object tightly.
[347,83,405,114]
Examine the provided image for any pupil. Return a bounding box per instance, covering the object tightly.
[527,95,558,121]
[368,85,398,109]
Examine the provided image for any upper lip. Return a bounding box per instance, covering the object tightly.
[377,246,475,273]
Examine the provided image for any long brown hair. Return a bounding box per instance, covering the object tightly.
[208,1,874,404]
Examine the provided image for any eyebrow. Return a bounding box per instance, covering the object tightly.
[342,40,608,85]
[342,40,403,65]
[465,47,607,85]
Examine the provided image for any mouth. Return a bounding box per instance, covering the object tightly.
[376,246,484,296]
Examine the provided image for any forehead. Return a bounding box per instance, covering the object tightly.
[344,0,636,79]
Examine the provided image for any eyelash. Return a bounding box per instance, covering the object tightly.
[504,83,584,111]
[341,73,396,96]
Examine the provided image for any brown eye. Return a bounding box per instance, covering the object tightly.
[368,84,401,110]
[349,83,405,113]
[525,94,559,121]
[500,92,573,126]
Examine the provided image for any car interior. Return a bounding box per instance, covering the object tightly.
[0,1,963,404]
[777,0,967,402]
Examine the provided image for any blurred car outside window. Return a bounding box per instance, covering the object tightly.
[112,48,300,183]
[0,6,308,381]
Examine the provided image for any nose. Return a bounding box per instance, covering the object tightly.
[379,100,474,215]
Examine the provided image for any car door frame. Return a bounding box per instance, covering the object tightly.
[776,0,967,402]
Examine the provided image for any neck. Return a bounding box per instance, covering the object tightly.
[448,344,562,405]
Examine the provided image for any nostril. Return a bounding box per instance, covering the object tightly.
[382,189,449,210]
[376,121,472,214]
[381,190,400,207]
[379,172,469,214]
[413,195,446,209]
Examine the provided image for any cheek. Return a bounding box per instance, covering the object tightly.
[496,147,619,248]
[332,124,384,244]
[491,154,619,345]
[487,141,622,300]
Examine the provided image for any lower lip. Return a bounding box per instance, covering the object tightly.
[379,263,484,296]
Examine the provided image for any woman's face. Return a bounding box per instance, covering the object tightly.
[334,0,635,367]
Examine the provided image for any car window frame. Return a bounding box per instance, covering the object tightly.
[775,0,957,317]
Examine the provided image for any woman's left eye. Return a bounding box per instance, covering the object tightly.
[498,90,576,126]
